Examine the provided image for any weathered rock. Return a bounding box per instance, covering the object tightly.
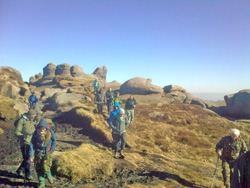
[43,62,56,80]
[71,65,85,77]
[0,66,24,86]
[93,66,107,80]
[29,76,36,83]
[0,95,18,121]
[55,63,71,76]
[163,85,186,93]
[51,92,91,110]
[120,77,163,95]
[29,73,43,84]
[0,82,20,99]
[41,88,64,101]
[190,99,206,108]
[104,80,121,92]
[225,89,250,118]
[13,102,29,116]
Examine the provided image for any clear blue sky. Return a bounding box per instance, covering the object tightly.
[0,0,249,100]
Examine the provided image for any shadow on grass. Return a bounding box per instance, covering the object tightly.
[56,140,82,147]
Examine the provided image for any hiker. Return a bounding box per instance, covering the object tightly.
[106,87,114,115]
[94,89,106,114]
[15,109,37,180]
[125,95,137,123]
[93,78,99,93]
[231,150,250,187]
[112,91,122,105]
[216,128,247,188]
[108,102,120,127]
[28,92,38,111]
[110,108,129,159]
[29,118,57,188]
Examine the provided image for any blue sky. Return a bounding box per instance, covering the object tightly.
[0,0,249,100]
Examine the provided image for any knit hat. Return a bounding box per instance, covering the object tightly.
[37,118,48,129]
[27,109,36,117]
[119,108,125,115]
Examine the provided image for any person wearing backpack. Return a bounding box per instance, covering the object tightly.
[28,92,38,110]
[15,109,37,180]
[29,118,57,188]
[125,95,137,123]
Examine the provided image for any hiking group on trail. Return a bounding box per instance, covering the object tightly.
[216,128,249,188]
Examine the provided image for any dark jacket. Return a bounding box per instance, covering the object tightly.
[231,150,250,188]
[125,98,137,110]
[106,91,114,103]
[29,118,57,158]
[94,91,106,103]
[110,113,129,135]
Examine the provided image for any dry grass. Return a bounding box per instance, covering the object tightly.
[0,128,4,135]
[0,95,18,121]
[56,143,113,183]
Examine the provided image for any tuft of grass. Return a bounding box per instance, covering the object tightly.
[56,143,113,183]
[0,128,4,135]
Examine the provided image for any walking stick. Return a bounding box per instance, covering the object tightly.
[210,156,219,188]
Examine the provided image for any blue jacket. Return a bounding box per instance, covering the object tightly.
[108,102,120,126]
[29,118,56,158]
[93,81,99,88]
[28,95,38,105]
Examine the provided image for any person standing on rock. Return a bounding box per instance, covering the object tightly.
[15,109,37,180]
[29,118,57,188]
[93,78,99,94]
[106,87,114,115]
[216,128,247,188]
[125,95,137,123]
[28,92,39,112]
[110,108,130,159]
[112,91,122,105]
[94,89,106,114]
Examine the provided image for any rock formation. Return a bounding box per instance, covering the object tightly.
[55,63,71,76]
[93,66,107,80]
[71,65,85,77]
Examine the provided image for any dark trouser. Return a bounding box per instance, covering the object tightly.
[107,102,113,115]
[17,144,31,177]
[112,132,126,153]
[97,103,103,113]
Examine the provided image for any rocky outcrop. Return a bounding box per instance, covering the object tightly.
[93,66,107,80]
[225,90,250,118]
[29,73,43,84]
[120,77,163,95]
[55,63,71,76]
[43,62,56,80]
[71,65,85,77]
[163,85,186,93]
[104,80,121,92]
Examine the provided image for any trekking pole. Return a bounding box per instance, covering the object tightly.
[210,156,219,188]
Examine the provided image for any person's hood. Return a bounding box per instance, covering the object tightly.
[113,102,120,111]
[37,118,49,129]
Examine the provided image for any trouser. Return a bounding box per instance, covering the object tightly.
[94,87,99,93]
[107,102,113,115]
[127,109,135,122]
[34,153,53,186]
[112,132,126,153]
[17,144,31,177]
[97,103,103,113]
[221,158,235,186]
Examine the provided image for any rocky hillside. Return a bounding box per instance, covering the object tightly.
[0,64,250,188]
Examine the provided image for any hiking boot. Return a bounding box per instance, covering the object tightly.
[120,150,125,158]
[48,177,54,184]
[114,152,120,159]
[16,170,25,177]
[26,175,33,180]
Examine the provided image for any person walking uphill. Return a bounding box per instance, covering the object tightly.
[28,92,38,111]
[94,89,106,114]
[125,95,137,123]
[110,108,130,159]
[15,109,37,180]
[216,128,247,188]
[93,78,99,94]
[231,150,250,188]
[29,118,57,188]
[106,87,114,115]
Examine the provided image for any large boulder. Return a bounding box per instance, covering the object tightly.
[55,63,71,76]
[0,66,24,86]
[0,82,20,99]
[163,85,186,93]
[71,65,85,77]
[29,72,43,84]
[225,90,250,118]
[43,62,56,80]
[120,77,163,95]
[104,80,121,92]
[93,66,107,80]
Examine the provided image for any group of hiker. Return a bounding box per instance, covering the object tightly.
[93,79,137,159]
[216,128,250,187]
[15,92,56,188]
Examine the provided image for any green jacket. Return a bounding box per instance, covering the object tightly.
[125,98,137,110]
[110,115,129,135]
[15,115,37,146]
[216,136,247,160]
[112,96,122,104]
